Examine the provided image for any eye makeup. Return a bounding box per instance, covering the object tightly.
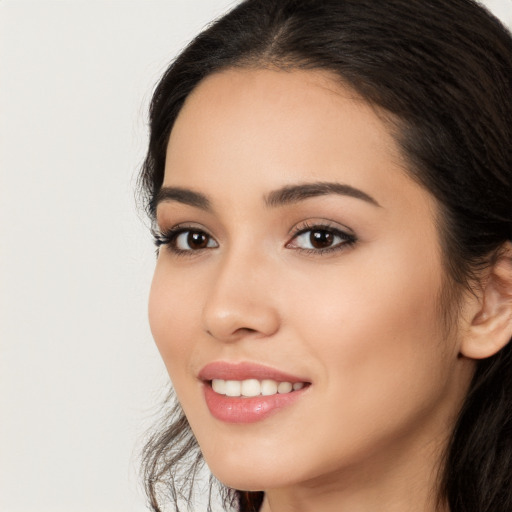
[152,219,357,258]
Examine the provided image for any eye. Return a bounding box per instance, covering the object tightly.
[154,226,218,254]
[174,230,217,251]
[287,224,356,253]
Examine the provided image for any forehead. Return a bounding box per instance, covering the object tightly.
[162,67,423,214]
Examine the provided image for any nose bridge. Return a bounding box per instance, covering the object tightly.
[202,241,279,341]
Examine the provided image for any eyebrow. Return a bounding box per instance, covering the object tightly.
[264,182,381,208]
[152,186,212,213]
[152,181,380,214]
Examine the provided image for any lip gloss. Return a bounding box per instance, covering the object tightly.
[199,362,310,424]
[203,384,306,423]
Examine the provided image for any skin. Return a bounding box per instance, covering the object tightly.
[148,68,477,512]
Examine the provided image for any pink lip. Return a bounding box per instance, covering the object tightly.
[198,362,310,424]
[198,361,308,383]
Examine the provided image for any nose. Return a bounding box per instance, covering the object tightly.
[202,249,280,343]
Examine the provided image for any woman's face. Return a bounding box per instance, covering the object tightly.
[149,69,474,492]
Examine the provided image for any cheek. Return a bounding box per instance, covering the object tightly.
[148,261,200,373]
[287,240,449,409]
[269,250,455,474]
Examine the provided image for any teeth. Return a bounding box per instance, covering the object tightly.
[210,379,306,397]
[261,379,278,396]
[277,382,293,394]
[225,380,241,397]
[212,379,226,394]
[241,379,261,397]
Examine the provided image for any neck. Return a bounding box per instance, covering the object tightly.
[259,430,451,512]
[260,486,449,512]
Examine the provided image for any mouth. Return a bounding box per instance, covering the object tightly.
[209,378,308,397]
[198,362,311,423]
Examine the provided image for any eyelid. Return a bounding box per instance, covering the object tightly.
[152,219,357,257]
[152,223,218,254]
[286,220,357,253]
[287,218,355,237]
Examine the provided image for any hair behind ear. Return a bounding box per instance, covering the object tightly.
[444,340,512,512]
[443,242,512,512]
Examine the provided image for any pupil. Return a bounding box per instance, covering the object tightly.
[310,230,333,249]
[188,231,208,249]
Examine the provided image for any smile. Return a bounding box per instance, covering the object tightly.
[211,378,305,397]
[199,362,311,423]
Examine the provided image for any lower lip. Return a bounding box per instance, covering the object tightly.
[203,383,307,424]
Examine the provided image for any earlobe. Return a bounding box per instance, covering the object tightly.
[460,242,512,360]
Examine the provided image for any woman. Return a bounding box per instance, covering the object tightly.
[139,1,512,511]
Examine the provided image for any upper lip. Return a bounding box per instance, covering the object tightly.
[198,361,309,383]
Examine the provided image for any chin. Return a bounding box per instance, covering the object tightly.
[208,466,279,493]
[201,446,298,492]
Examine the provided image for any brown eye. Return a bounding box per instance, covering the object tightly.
[288,225,356,253]
[310,230,334,249]
[174,229,218,251]
[187,231,209,249]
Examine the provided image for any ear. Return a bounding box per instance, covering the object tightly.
[460,242,512,360]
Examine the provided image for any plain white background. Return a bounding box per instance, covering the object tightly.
[1,1,511,511]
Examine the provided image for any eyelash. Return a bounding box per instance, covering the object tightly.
[152,224,215,256]
[152,222,357,256]
[287,221,357,255]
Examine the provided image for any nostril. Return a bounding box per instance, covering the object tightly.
[236,327,258,334]
[206,327,258,338]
